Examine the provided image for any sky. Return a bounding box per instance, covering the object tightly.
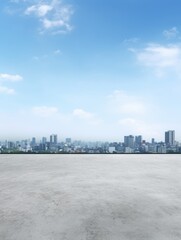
[1,0,181,142]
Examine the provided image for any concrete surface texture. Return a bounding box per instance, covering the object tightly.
[0,154,181,240]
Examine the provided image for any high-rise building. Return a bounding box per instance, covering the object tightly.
[50,134,58,145]
[66,138,71,145]
[31,137,36,147]
[124,135,134,148]
[42,137,47,144]
[135,135,142,147]
[165,130,175,146]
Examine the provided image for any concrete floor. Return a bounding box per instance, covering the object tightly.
[0,154,181,240]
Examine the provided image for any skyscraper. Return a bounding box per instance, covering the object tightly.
[31,137,36,147]
[124,135,134,148]
[42,137,47,144]
[135,135,142,147]
[50,134,58,145]
[165,130,175,146]
[66,138,71,145]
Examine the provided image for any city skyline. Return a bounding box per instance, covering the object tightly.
[0,130,180,154]
[1,0,181,141]
[0,129,177,144]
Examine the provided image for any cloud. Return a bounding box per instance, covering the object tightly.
[21,0,73,34]
[32,106,59,117]
[42,18,67,29]
[137,44,180,67]
[163,27,179,39]
[123,38,139,44]
[9,0,26,2]
[134,43,181,78]
[0,73,23,94]
[32,50,61,61]
[25,4,53,17]
[119,118,136,125]
[73,108,101,125]
[0,73,23,81]
[118,118,162,140]
[0,86,15,94]
[73,109,94,119]
[107,90,146,115]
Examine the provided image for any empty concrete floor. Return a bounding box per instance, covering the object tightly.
[0,154,181,240]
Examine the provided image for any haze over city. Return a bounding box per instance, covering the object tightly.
[1,0,181,141]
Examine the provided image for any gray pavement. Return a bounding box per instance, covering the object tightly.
[0,154,181,240]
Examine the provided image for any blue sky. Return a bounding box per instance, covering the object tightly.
[1,0,181,142]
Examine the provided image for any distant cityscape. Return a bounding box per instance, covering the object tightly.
[0,130,180,154]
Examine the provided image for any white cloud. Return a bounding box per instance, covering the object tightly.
[10,0,27,2]
[119,118,136,125]
[25,4,53,17]
[73,109,94,119]
[42,18,65,29]
[73,108,101,126]
[22,0,74,34]
[0,86,15,94]
[0,73,23,81]
[137,44,180,67]
[123,38,139,44]
[118,118,162,140]
[32,54,48,61]
[163,27,179,39]
[135,43,181,78]
[32,50,60,60]
[32,106,59,117]
[0,73,23,94]
[107,90,146,115]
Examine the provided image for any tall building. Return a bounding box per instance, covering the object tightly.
[50,134,58,145]
[165,130,175,146]
[42,137,47,144]
[31,137,36,147]
[66,138,71,145]
[135,135,142,147]
[124,135,134,148]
